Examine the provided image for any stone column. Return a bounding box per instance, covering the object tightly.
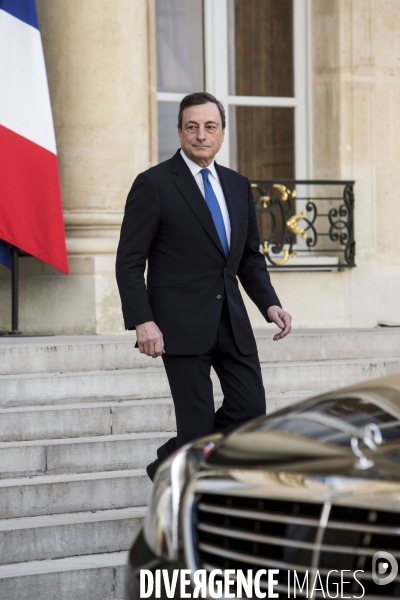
[0,0,157,333]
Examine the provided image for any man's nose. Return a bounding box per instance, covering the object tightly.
[196,127,207,140]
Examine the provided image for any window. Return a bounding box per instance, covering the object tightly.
[156,0,204,163]
[155,0,310,179]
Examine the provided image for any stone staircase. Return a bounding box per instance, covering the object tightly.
[1,328,400,599]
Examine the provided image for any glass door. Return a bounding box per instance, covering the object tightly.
[155,0,205,163]
[155,0,310,181]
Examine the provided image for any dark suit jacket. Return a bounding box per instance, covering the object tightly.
[116,150,281,355]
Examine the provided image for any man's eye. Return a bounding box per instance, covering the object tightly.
[207,126,217,132]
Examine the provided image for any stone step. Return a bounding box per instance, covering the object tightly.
[2,356,400,408]
[0,551,127,600]
[0,469,151,520]
[0,365,169,407]
[1,329,400,376]
[255,327,400,363]
[4,329,399,600]
[0,507,144,565]
[0,392,306,443]
[0,398,175,443]
[0,334,156,376]
[0,432,171,478]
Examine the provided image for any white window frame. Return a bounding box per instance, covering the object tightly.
[157,0,310,178]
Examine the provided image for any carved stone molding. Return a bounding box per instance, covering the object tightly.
[66,236,119,255]
[64,211,122,254]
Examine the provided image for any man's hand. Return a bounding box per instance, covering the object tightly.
[136,321,165,358]
[267,306,292,341]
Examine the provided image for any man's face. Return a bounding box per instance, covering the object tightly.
[178,102,225,167]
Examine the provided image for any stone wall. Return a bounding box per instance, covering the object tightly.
[245,0,400,329]
[1,0,399,333]
[0,0,156,333]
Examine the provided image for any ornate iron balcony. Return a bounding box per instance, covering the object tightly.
[250,179,355,270]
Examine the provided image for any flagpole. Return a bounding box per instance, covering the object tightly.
[0,246,52,336]
[11,246,19,332]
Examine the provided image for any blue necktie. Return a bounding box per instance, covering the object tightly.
[200,168,229,258]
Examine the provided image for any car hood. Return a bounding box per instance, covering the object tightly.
[206,373,400,480]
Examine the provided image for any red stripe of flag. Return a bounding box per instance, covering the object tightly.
[0,124,68,274]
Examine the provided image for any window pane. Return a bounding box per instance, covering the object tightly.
[230,106,295,179]
[158,102,180,163]
[156,0,204,94]
[228,0,294,97]
[230,106,295,242]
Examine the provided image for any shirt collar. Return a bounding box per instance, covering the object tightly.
[180,149,219,181]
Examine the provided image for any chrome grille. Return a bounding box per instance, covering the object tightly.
[190,491,400,599]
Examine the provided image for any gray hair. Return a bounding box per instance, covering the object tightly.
[178,92,226,129]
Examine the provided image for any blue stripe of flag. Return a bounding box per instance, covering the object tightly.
[0,0,39,29]
[0,239,12,270]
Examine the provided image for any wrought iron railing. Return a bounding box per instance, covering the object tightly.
[250,179,355,270]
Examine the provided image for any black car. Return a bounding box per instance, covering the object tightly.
[125,373,400,599]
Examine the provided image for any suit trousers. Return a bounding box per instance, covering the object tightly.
[156,301,266,461]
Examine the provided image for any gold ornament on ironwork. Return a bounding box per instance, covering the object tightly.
[275,248,298,265]
[286,212,307,239]
[271,184,297,200]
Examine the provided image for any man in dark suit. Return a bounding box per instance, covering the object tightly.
[116,92,291,480]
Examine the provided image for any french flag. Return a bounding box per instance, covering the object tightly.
[0,0,68,274]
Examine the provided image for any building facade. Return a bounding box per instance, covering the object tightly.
[0,0,399,334]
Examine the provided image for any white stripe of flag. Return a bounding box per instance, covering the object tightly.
[0,8,57,154]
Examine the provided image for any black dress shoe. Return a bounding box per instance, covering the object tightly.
[146,458,161,482]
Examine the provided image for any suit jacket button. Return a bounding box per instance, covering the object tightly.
[217,295,222,299]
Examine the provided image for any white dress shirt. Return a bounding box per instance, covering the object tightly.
[180,149,231,248]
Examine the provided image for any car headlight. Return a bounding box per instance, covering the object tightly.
[143,433,223,562]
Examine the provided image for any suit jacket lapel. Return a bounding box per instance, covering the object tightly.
[215,162,240,262]
[171,151,226,258]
